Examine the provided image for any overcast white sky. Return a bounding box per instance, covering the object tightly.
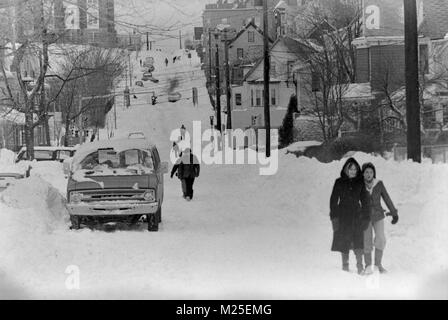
[115,0,215,49]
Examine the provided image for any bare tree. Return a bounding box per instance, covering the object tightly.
[47,46,126,146]
[296,5,360,142]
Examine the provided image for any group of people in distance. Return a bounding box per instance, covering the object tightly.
[330,158,398,275]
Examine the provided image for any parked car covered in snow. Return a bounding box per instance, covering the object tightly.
[66,133,168,231]
[16,146,77,163]
[0,163,31,192]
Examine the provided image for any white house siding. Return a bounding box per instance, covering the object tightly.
[228,25,265,65]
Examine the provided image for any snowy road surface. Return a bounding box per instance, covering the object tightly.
[1,50,447,299]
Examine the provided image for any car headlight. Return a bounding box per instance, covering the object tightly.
[70,192,83,204]
[142,190,155,202]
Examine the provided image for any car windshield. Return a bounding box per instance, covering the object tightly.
[34,150,54,160]
[79,148,154,171]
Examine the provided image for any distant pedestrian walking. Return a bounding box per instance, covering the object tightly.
[165,57,169,67]
[173,56,177,64]
[170,147,200,201]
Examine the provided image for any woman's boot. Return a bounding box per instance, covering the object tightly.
[341,252,349,271]
[354,249,364,274]
[363,251,373,275]
[375,248,387,273]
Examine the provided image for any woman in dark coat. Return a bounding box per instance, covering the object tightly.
[330,157,370,274]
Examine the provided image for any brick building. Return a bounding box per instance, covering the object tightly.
[343,0,448,140]
[14,0,117,48]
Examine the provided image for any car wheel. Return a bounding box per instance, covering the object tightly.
[129,215,142,225]
[147,214,158,232]
[70,216,81,230]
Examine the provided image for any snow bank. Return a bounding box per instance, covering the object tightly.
[0,148,16,166]
[285,141,322,153]
[0,175,69,234]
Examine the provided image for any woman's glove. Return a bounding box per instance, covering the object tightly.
[386,211,399,225]
[331,218,339,232]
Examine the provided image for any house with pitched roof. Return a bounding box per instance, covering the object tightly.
[230,36,314,130]
[227,20,274,85]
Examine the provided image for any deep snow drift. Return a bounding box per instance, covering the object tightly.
[1,49,447,299]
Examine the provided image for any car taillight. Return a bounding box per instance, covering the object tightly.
[142,190,155,202]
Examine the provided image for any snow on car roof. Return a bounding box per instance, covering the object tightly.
[72,137,156,169]
[18,146,77,152]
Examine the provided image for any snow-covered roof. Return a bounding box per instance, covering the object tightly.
[0,108,38,125]
[249,77,282,83]
[341,83,374,100]
[72,137,157,170]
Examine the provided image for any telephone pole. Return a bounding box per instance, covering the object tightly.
[224,30,232,130]
[404,0,421,163]
[263,0,271,157]
[215,43,222,133]
[146,32,149,51]
[179,30,182,49]
[208,29,213,86]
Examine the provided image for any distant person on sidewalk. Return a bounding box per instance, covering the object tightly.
[170,147,200,201]
[330,158,370,274]
[165,57,169,67]
[173,56,177,64]
[172,124,187,157]
[361,162,398,274]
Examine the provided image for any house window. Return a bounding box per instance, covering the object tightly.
[235,93,242,106]
[248,31,255,43]
[271,88,276,106]
[270,62,276,76]
[237,48,244,59]
[287,60,294,82]
[256,89,262,106]
[423,104,437,129]
[312,72,320,92]
[419,44,429,75]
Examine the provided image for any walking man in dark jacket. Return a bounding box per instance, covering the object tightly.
[170,147,200,201]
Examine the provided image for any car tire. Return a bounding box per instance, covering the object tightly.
[147,214,158,232]
[70,216,81,230]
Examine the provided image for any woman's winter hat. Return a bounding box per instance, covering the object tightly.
[341,157,361,178]
[361,162,376,178]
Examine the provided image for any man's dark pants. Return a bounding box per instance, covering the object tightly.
[181,178,195,199]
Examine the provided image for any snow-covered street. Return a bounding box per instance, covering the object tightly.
[1,49,448,300]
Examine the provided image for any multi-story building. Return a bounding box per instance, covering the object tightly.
[14,0,117,48]
[344,0,448,140]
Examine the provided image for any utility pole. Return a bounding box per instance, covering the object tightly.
[224,30,232,130]
[263,0,271,157]
[215,43,222,133]
[404,0,421,163]
[146,32,149,51]
[179,30,182,49]
[208,29,213,86]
